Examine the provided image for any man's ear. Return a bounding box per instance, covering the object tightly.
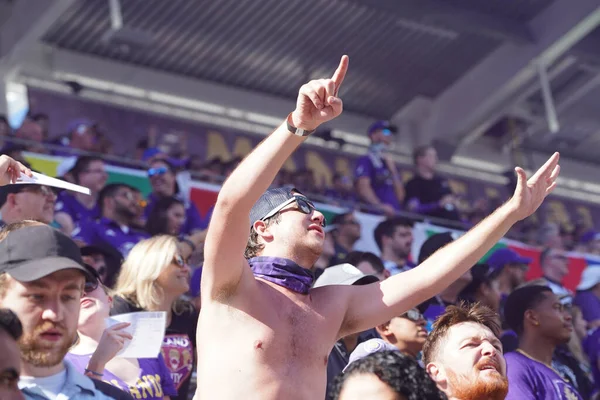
[6,193,18,208]
[525,309,539,327]
[375,321,391,337]
[383,269,391,279]
[426,362,447,388]
[253,220,274,241]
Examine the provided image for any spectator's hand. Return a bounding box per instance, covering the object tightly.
[0,155,32,186]
[379,203,397,217]
[508,152,560,221]
[290,55,348,132]
[439,194,456,209]
[87,322,132,372]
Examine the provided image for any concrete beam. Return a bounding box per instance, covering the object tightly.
[0,0,76,70]
[17,45,377,138]
[351,0,535,44]
[423,0,600,149]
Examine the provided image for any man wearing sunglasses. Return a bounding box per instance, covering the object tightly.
[354,120,404,217]
[376,308,428,360]
[196,55,561,400]
[73,183,149,258]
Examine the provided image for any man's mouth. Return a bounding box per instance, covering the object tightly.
[80,298,95,308]
[308,225,324,236]
[39,329,63,341]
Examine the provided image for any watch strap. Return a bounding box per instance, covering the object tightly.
[286,113,315,137]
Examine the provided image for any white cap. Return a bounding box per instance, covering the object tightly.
[314,264,379,288]
[577,267,600,291]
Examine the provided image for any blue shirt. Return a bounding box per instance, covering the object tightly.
[55,191,101,230]
[144,193,205,235]
[73,218,150,257]
[19,360,117,399]
[354,152,401,210]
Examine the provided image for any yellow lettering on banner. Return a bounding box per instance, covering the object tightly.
[334,158,351,177]
[135,378,152,398]
[283,157,297,172]
[547,200,571,229]
[206,131,231,161]
[485,187,499,199]
[232,137,253,159]
[576,206,594,230]
[306,151,332,187]
[448,179,467,196]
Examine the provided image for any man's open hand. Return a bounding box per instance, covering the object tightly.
[291,55,349,132]
[508,152,560,221]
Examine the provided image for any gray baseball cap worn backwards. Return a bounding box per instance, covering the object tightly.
[0,224,93,282]
[249,186,309,227]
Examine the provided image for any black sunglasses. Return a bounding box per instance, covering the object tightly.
[401,309,424,322]
[83,265,101,294]
[262,196,326,226]
[84,278,99,294]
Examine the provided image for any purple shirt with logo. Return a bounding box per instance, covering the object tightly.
[72,217,150,257]
[66,352,177,400]
[505,351,583,400]
[54,191,100,229]
[574,290,600,323]
[144,193,205,235]
[354,153,400,210]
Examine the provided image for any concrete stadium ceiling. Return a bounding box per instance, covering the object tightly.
[0,0,600,175]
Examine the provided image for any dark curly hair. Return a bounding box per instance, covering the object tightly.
[330,350,446,400]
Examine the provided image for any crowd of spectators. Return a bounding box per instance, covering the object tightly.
[0,107,599,399]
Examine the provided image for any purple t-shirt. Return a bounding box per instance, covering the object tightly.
[66,352,177,400]
[55,191,100,229]
[354,153,400,210]
[574,290,600,323]
[72,217,150,257]
[144,193,205,235]
[583,327,600,389]
[505,351,583,400]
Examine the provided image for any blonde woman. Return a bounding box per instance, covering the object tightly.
[111,236,198,400]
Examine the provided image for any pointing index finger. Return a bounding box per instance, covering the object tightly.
[332,55,349,96]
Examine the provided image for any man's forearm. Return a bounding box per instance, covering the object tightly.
[392,179,405,204]
[382,202,519,303]
[218,120,305,211]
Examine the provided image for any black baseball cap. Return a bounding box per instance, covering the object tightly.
[249,186,306,227]
[0,225,93,282]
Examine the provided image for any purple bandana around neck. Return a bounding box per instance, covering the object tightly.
[249,256,314,294]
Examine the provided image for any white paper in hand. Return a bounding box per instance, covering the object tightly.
[105,311,166,358]
[15,171,91,195]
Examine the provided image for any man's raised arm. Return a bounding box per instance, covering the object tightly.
[337,153,560,336]
[201,56,349,300]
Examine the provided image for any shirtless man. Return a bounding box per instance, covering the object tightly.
[195,56,561,400]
